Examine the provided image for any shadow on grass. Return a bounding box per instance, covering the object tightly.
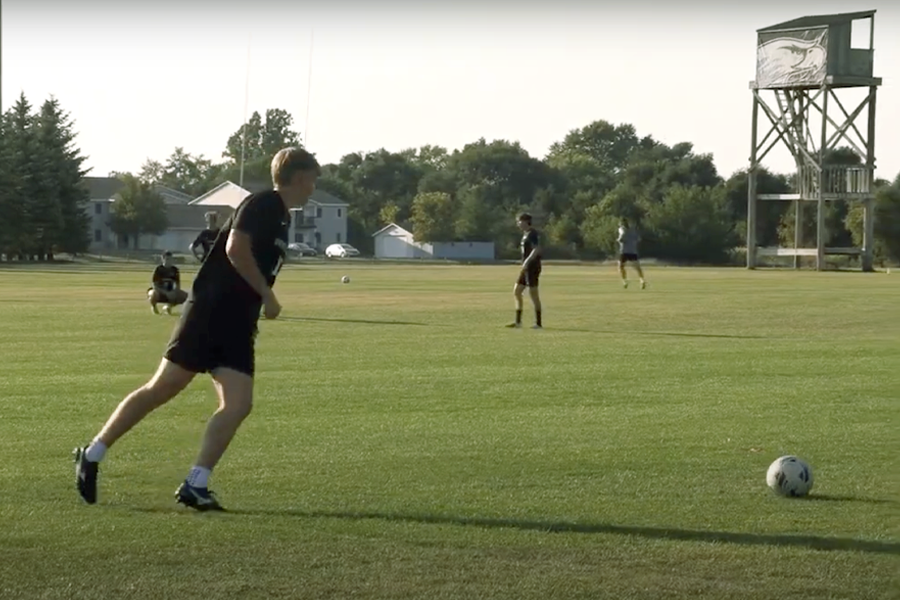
[130,506,899,555]
[799,493,898,505]
[550,327,768,340]
[279,316,439,327]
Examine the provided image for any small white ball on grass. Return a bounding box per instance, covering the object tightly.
[341,275,350,284]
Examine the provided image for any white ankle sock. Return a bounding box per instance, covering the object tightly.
[84,440,107,463]
[187,466,211,489]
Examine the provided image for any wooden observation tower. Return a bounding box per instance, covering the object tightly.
[747,10,881,271]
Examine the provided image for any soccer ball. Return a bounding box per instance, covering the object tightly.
[341,275,350,284]
[766,455,814,497]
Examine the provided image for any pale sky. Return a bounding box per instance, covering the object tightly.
[3,0,899,184]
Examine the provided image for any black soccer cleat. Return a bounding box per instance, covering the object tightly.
[73,447,99,504]
[175,481,225,512]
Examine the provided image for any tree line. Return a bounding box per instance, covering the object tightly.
[0,94,92,259]
[2,95,899,264]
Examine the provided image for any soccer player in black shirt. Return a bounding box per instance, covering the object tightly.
[190,211,220,263]
[74,147,320,511]
[147,251,188,314]
[506,213,543,329]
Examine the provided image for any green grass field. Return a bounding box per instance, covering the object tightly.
[0,262,897,599]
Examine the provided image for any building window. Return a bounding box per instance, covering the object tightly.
[314,232,321,246]
[337,208,342,218]
[316,207,323,218]
[94,203,102,215]
[294,233,303,243]
[94,229,102,242]
[336,233,341,243]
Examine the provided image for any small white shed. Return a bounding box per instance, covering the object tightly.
[372,223,495,260]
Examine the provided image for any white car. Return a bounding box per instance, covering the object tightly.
[325,243,360,258]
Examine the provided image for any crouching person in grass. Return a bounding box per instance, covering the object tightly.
[147,251,188,314]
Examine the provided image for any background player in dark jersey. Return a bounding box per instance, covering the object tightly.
[617,218,646,289]
[146,251,188,314]
[190,211,220,263]
[506,213,543,329]
[74,147,320,511]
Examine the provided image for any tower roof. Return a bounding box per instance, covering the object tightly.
[757,10,875,33]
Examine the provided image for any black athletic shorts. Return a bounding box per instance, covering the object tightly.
[619,253,639,263]
[163,299,257,377]
[517,265,541,288]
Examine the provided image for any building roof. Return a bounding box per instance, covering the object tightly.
[758,10,876,33]
[372,223,413,238]
[190,181,350,208]
[165,203,234,230]
[310,189,349,207]
[154,185,194,205]
[190,181,250,208]
[84,176,125,201]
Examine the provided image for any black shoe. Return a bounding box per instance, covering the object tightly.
[73,447,98,504]
[175,481,225,512]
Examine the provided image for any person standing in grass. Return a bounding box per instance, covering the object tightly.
[190,211,221,263]
[617,218,646,289]
[74,147,320,512]
[507,213,543,329]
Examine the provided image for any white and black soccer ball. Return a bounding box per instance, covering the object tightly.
[341,275,350,284]
[766,455,814,497]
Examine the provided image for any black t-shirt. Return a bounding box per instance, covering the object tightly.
[190,190,289,325]
[152,265,180,291]
[521,228,541,268]
[192,228,220,260]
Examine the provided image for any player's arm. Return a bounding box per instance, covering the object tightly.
[189,232,206,259]
[225,200,276,300]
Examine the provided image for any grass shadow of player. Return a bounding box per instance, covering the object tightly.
[279,315,439,327]
[172,508,896,555]
[550,327,769,340]
[797,493,898,505]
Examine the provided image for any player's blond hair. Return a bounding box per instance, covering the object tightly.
[271,147,321,187]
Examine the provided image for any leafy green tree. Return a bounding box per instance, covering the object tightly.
[641,184,738,263]
[379,202,400,226]
[454,183,501,242]
[223,109,301,163]
[139,147,220,197]
[410,192,455,242]
[108,174,168,249]
[845,173,900,264]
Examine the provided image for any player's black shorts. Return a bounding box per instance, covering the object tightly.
[619,253,639,263]
[517,265,542,288]
[163,299,257,377]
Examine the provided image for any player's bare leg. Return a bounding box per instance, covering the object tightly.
[148,289,160,314]
[633,261,646,289]
[507,283,526,328]
[74,359,196,504]
[618,260,628,288]
[176,367,253,511]
[528,286,542,329]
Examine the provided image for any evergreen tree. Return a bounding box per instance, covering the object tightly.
[37,97,91,256]
[4,93,40,258]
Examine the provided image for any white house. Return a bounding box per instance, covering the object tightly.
[190,181,349,251]
[372,223,495,261]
